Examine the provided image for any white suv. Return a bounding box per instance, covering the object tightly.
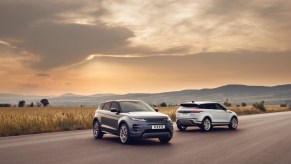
[176,101,238,131]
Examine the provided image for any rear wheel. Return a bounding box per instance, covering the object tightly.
[119,123,131,144]
[177,124,187,131]
[159,137,172,143]
[201,118,212,132]
[229,117,238,130]
[93,121,103,139]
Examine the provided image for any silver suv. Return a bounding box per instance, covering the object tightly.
[93,100,173,144]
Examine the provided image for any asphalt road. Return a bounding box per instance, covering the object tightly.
[1,112,291,164]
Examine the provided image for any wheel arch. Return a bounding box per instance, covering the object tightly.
[93,118,99,125]
[203,116,212,122]
[118,120,129,130]
[230,115,238,122]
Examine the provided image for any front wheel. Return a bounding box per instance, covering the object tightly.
[200,118,212,132]
[93,121,103,139]
[177,124,187,131]
[119,123,131,144]
[229,117,238,130]
[159,137,172,143]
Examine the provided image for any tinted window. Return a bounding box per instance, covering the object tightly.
[110,102,119,110]
[203,103,217,109]
[198,104,207,109]
[215,104,227,110]
[180,104,198,108]
[98,103,105,110]
[119,101,155,113]
[103,102,111,111]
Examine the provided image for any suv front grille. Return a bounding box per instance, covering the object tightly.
[144,118,167,123]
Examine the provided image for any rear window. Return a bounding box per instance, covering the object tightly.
[180,103,198,108]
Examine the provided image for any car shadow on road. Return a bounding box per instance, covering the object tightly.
[176,127,241,134]
[92,135,173,147]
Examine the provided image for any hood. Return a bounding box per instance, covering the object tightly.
[120,112,169,118]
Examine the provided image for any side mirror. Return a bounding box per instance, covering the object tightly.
[110,108,118,113]
[154,108,159,112]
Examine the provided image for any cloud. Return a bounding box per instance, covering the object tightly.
[0,0,134,70]
[36,73,50,77]
[1,0,291,96]
[102,0,291,53]
[22,22,134,69]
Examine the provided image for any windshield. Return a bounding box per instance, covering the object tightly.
[119,101,155,113]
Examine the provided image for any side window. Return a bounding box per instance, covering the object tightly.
[198,104,209,109]
[110,102,119,110]
[204,104,217,109]
[98,103,105,110]
[198,104,206,109]
[216,104,227,110]
[103,102,111,111]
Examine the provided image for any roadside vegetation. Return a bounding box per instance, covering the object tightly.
[0,107,95,137]
[0,105,290,137]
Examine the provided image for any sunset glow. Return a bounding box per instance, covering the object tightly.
[0,0,291,95]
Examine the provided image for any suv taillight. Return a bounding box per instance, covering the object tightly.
[190,110,203,113]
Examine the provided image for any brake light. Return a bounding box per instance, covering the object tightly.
[191,110,203,113]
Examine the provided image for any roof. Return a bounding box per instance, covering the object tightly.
[102,99,143,103]
[181,101,218,105]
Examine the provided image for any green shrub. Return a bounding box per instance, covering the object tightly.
[253,101,266,111]
[160,102,167,107]
[280,104,287,107]
[241,102,247,107]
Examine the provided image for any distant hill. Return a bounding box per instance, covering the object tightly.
[1,84,291,106]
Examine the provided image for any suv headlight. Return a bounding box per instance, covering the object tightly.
[167,117,172,122]
[131,117,146,122]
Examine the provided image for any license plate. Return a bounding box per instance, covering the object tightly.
[152,125,165,129]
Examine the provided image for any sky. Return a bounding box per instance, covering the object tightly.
[1,0,291,95]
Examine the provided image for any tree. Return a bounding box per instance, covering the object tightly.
[280,104,287,107]
[160,102,167,107]
[29,102,34,107]
[241,102,247,107]
[40,99,49,107]
[224,99,232,107]
[18,100,25,107]
[253,101,266,111]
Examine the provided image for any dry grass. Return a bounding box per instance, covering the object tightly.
[0,105,290,137]
[0,107,96,137]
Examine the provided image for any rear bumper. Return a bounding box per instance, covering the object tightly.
[176,119,202,126]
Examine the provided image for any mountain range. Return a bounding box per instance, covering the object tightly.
[1,84,291,106]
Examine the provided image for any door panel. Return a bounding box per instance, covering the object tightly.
[100,102,112,130]
[215,104,231,123]
[106,102,121,131]
[203,104,220,123]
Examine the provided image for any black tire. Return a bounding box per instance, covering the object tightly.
[200,117,212,132]
[93,121,103,139]
[159,137,172,143]
[229,117,238,130]
[177,124,187,131]
[119,123,131,144]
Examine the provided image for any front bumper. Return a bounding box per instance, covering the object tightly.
[129,121,173,138]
